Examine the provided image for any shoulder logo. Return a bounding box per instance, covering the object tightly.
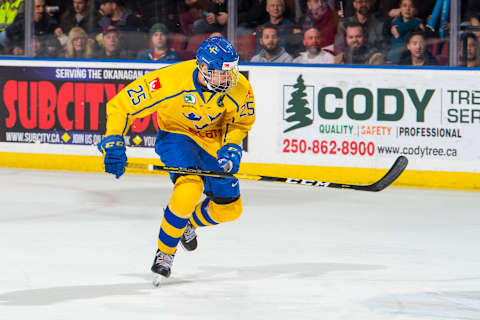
[149,78,161,92]
[217,95,225,107]
[184,93,196,104]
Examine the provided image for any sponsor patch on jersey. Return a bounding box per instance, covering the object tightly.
[149,78,161,92]
[184,93,196,104]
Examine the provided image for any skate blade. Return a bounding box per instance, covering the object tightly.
[152,275,168,287]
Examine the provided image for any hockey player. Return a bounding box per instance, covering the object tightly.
[98,36,256,278]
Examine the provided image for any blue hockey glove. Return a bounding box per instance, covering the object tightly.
[217,143,242,174]
[98,135,127,179]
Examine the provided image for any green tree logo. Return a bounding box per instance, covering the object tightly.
[284,75,313,133]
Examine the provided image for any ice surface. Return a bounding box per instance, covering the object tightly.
[0,168,479,320]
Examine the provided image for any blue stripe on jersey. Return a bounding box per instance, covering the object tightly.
[121,89,197,136]
[226,94,240,112]
[223,123,230,143]
[192,69,206,103]
[121,114,130,136]
[158,229,180,248]
[192,211,206,227]
[207,92,217,103]
[201,198,218,225]
[164,206,189,229]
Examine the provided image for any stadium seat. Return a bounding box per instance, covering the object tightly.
[182,33,210,60]
[428,38,449,66]
[236,33,256,61]
[198,0,209,10]
[169,33,187,54]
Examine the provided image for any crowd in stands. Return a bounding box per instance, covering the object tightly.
[0,0,478,67]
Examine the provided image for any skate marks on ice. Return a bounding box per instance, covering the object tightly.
[194,262,385,280]
[0,262,383,305]
[0,280,189,306]
[365,290,480,319]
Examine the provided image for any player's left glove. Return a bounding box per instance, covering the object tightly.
[217,143,242,174]
[97,135,127,179]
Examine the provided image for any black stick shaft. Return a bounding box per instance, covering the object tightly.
[126,156,408,192]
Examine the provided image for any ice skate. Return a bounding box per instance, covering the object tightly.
[180,222,197,251]
[151,249,174,278]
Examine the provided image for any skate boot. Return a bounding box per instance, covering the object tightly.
[151,249,174,278]
[180,222,197,251]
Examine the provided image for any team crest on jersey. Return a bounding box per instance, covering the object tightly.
[149,78,161,92]
[184,94,196,104]
[182,112,202,121]
[217,95,225,107]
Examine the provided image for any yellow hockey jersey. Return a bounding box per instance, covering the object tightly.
[105,59,256,157]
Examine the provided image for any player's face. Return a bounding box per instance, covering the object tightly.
[103,32,119,53]
[73,0,87,14]
[260,28,279,51]
[152,31,167,49]
[198,62,238,93]
[307,0,328,20]
[406,35,425,59]
[266,0,285,20]
[303,28,321,53]
[400,0,415,19]
[345,26,365,49]
[212,70,230,86]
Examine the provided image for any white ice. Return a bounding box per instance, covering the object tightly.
[0,168,479,320]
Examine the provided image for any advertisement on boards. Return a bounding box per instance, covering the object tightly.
[280,70,479,162]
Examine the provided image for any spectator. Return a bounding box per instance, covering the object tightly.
[178,0,203,36]
[397,28,438,66]
[335,21,384,64]
[335,0,390,54]
[96,0,146,59]
[58,0,93,35]
[238,0,268,34]
[0,0,59,51]
[94,25,129,59]
[363,0,435,23]
[387,0,423,63]
[192,0,228,35]
[293,27,335,63]
[0,0,24,31]
[469,13,480,41]
[137,23,178,61]
[62,26,94,59]
[460,33,480,67]
[251,25,293,62]
[301,0,339,50]
[96,0,144,32]
[136,0,179,31]
[256,0,294,52]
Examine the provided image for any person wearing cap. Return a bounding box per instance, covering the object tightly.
[94,24,129,59]
[137,23,178,61]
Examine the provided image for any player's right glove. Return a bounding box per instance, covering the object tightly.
[97,135,127,179]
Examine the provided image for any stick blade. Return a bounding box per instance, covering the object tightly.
[368,156,408,192]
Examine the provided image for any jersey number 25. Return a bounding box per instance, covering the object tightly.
[127,85,146,106]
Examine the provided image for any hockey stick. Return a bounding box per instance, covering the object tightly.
[126,155,408,192]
